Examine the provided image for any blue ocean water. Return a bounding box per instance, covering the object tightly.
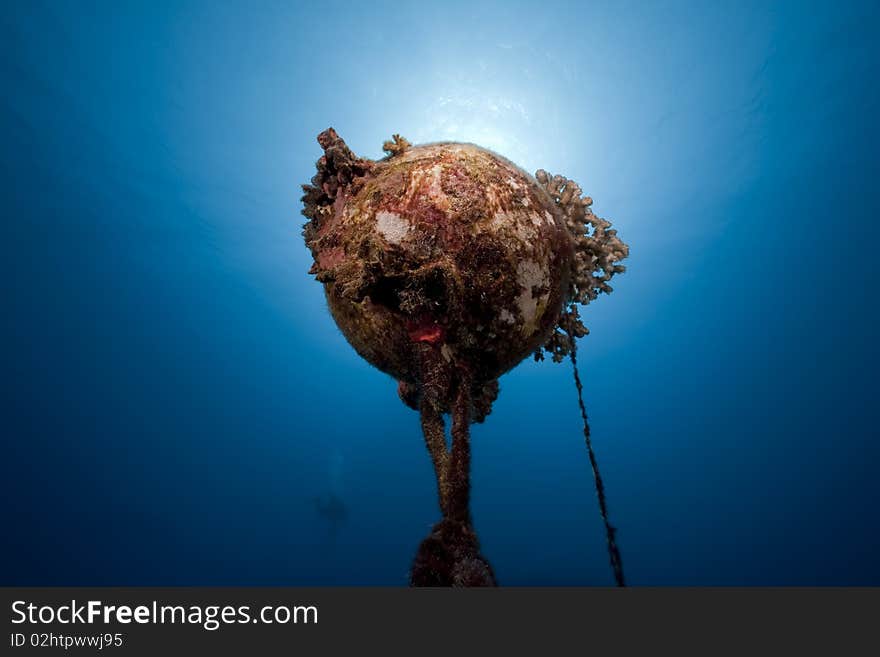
[1,0,878,585]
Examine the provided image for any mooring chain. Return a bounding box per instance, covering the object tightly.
[568,334,626,587]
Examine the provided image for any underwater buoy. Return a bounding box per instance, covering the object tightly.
[301,128,629,586]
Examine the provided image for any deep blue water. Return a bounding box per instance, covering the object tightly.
[2,0,878,585]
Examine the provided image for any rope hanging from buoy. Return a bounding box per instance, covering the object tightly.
[567,333,626,587]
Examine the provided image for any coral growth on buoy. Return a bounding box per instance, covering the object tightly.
[301,128,628,586]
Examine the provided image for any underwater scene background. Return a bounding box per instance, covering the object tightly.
[2,0,878,585]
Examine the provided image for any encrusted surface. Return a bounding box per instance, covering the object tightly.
[303,130,573,401]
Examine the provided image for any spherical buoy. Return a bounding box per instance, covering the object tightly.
[300,128,629,586]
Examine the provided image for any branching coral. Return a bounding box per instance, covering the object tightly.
[534,169,629,363]
[382,133,411,156]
